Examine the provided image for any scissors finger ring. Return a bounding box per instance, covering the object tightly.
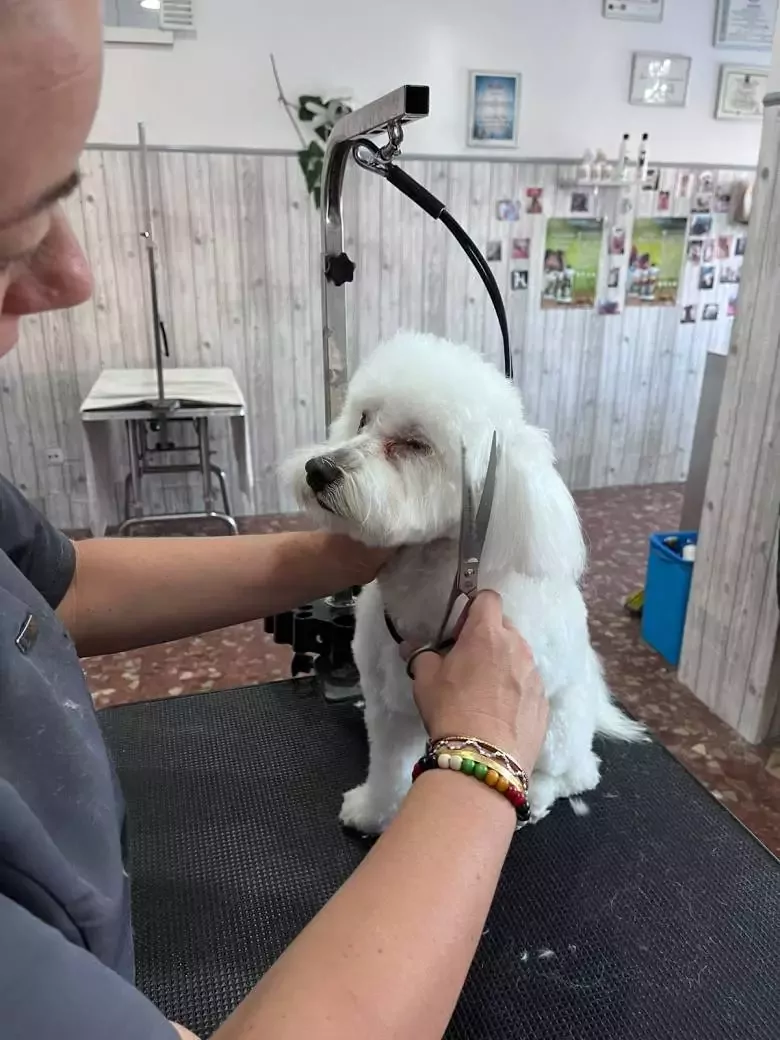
[405,644,437,680]
[405,637,458,680]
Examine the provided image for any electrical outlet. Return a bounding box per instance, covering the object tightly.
[46,447,64,465]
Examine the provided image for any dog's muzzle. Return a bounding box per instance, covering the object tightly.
[305,456,342,494]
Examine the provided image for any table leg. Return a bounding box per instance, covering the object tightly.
[126,421,144,519]
[198,417,215,512]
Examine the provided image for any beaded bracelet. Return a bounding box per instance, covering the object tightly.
[412,747,530,823]
[427,736,529,791]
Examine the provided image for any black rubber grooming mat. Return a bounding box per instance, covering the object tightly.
[100,679,780,1040]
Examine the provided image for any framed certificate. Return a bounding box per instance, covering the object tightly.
[716,65,769,119]
[629,53,691,108]
[467,71,521,148]
[714,0,776,50]
[603,0,664,21]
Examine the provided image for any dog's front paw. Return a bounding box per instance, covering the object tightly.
[339,783,395,835]
[526,773,557,824]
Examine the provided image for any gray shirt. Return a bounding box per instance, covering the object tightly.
[0,475,175,1038]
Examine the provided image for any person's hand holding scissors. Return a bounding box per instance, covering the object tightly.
[404,590,549,776]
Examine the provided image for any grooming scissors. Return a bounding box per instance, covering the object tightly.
[405,430,499,679]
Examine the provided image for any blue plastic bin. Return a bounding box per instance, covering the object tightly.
[641,531,697,667]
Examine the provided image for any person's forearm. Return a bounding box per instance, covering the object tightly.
[214,770,516,1040]
[57,532,379,657]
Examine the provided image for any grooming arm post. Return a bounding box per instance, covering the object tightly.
[320,85,430,427]
[138,123,165,410]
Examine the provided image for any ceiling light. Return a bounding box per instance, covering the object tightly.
[140,0,161,10]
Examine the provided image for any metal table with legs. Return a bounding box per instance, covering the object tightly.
[80,368,254,537]
[113,406,240,535]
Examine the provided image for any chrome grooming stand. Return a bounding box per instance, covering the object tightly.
[266,85,430,694]
[320,85,430,427]
[113,123,239,536]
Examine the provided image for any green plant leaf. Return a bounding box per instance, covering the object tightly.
[298,142,324,208]
[298,94,325,121]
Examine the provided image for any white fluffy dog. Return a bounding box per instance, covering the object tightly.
[286,332,644,833]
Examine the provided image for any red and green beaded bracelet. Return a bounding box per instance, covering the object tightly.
[412,749,530,823]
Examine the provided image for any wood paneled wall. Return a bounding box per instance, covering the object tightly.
[0,148,750,528]
[679,106,780,745]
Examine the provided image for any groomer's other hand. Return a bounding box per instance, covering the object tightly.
[406,591,548,774]
[324,534,394,586]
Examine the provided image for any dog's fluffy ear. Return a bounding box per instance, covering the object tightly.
[483,423,586,582]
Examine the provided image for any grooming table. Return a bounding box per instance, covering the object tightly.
[99,680,779,1040]
[81,368,254,535]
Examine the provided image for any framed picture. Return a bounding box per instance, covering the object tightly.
[716,65,769,119]
[630,52,691,107]
[714,0,775,50]
[603,0,664,21]
[467,71,521,148]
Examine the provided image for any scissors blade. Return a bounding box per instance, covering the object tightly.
[474,430,499,542]
[457,431,498,599]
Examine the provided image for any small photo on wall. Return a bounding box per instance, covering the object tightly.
[497,199,520,221]
[571,191,590,214]
[486,240,502,262]
[702,240,715,263]
[717,236,732,259]
[699,265,716,291]
[681,304,697,324]
[526,187,543,214]
[511,269,529,290]
[607,266,621,288]
[728,296,738,318]
[691,194,713,214]
[698,171,714,193]
[715,188,732,213]
[658,190,671,212]
[735,236,747,256]
[702,303,719,321]
[687,239,703,263]
[690,214,713,237]
[642,167,661,191]
[512,237,531,259]
[598,299,621,316]
[677,171,693,198]
[609,227,626,255]
[468,71,521,148]
[721,265,741,284]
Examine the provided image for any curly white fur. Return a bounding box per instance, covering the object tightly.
[284,332,645,833]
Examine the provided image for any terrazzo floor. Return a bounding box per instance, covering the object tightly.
[83,484,780,855]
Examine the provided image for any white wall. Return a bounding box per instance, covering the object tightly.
[93,0,767,166]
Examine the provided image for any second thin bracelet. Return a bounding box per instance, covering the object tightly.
[427,736,529,791]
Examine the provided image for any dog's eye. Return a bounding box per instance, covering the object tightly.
[404,438,429,453]
[358,412,368,432]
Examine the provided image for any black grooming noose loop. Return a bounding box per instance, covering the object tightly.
[352,138,513,383]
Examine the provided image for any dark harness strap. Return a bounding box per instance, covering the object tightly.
[384,611,404,644]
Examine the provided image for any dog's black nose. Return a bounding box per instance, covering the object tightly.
[305,456,341,493]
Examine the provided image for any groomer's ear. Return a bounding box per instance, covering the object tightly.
[483,424,585,582]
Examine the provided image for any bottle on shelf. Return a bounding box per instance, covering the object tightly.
[577,149,594,182]
[617,133,630,181]
[638,132,649,183]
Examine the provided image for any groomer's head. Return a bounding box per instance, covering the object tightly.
[0,0,102,356]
